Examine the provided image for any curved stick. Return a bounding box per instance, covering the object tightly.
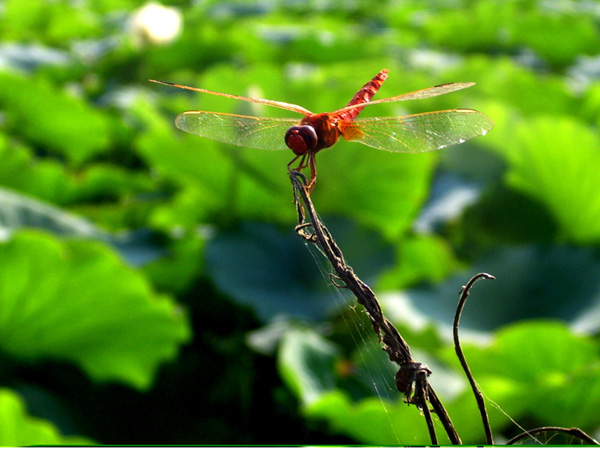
[505,426,599,445]
[453,273,495,445]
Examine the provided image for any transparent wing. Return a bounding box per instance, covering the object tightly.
[332,82,475,115]
[340,109,494,153]
[175,111,301,150]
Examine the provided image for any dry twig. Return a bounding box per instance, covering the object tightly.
[290,171,460,445]
[505,426,599,445]
[453,273,495,445]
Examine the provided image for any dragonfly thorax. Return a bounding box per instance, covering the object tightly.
[285,125,318,156]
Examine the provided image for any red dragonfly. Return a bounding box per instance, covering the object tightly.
[151,69,493,192]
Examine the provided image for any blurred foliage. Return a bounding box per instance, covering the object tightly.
[1,0,600,445]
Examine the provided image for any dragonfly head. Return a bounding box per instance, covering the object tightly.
[285,125,318,155]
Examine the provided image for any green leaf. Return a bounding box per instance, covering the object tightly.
[510,12,600,67]
[1,0,46,41]
[315,147,436,239]
[278,327,340,406]
[0,231,190,389]
[0,187,108,238]
[447,58,575,118]
[458,186,557,250]
[442,377,529,444]
[423,1,512,53]
[0,389,94,446]
[460,321,596,384]
[0,137,75,204]
[0,187,167,267]
[379,235,460,289]
[0,137,151,207]
[409,245,600,330]
[306,390,449,445]
[531,363,600,429]
[143,233,204,294]
[1,0,101,42]
[447,321,600,429]
[0,71,111,166]
[205,220,393,322]
[505,117,600,243]
[149,186,209,231]
[71,164,155,203]
[277,325,449,444]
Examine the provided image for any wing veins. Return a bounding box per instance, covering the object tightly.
[175,111,300,151]
[343,109,494,153]
[331,82,476,116]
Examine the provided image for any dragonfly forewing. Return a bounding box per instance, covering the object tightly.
[332,82,476,115]
[175,112,300,151]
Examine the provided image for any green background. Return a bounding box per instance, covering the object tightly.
[1,0,600,445]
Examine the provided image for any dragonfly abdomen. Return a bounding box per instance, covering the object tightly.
[338,69,389,123]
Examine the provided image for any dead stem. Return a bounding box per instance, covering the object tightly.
[453,272,495,445]
[505,426,599,445]
[289,171,461,445]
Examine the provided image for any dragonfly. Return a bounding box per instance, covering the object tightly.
[150,69,493,192]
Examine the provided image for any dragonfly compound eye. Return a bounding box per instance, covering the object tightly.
[285,125,318,155]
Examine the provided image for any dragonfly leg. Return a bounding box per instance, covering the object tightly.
[288,153,309,178]
[287,154,305,171]
[288,152,317,193]
[306,152,317,193]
